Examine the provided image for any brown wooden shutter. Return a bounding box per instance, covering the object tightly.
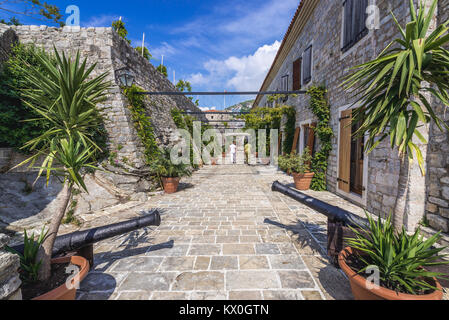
[306,123,316,154]
[293,58,302,91]
[338,110,352,193]
[291,127,300,154]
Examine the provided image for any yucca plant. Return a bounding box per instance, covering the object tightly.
[343,0,449,230]
[346,212,448,295]
[149,147,192,179]
[6,227,48,284]
[12,47,111,281]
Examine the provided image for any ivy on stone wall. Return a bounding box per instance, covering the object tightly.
[306,86,333,191]
[123,85,159,163]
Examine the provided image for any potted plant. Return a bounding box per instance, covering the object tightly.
[289,147,314,190]
[10,48,110,299]
[339,212,448,300]
[150,148,192,194]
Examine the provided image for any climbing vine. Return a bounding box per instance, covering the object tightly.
[123,85,159,164]
[171,108,212,168]
[241,99,296,155]
[306,86,333,191]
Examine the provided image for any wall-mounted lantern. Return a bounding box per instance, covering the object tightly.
[116,67,135,88]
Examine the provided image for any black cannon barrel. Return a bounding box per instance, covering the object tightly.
[12,210,161,256]
[272,181,369,229]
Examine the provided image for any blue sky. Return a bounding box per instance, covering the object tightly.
[0,0,299,109]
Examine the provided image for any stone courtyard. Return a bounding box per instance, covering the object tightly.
[74,164,355,300]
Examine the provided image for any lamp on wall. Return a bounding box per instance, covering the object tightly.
[116,67,135,88]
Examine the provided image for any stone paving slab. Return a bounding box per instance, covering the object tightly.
[76,165,358,300]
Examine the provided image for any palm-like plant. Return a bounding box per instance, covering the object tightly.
[13,48,111,281]
[343,0,449,230]
[149,148,192,179]
[347,212,448,295]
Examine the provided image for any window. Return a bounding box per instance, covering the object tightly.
[302,45,312,85]
[342,0,369,52]
[281,75,289,102]
[292,58,302,91]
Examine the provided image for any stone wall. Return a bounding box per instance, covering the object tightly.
[258,1,449,234]
[425,0,449,233]
[0,24,205,169]
[0,234,21,300]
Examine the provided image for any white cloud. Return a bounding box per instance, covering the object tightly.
[188,41,280,92]
[151,42,177,60]
[83,14,118,27]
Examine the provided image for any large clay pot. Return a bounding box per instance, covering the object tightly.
[338,247,444,301]
[292,172,315,190]
[33,256,90,300]
[161,177,181,194]
[211,157,218,166]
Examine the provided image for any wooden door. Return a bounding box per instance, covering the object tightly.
[338,110,352,193]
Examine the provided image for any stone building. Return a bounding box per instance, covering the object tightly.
[255,0,449,237]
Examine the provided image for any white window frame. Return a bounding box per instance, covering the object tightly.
[336,104,369,206]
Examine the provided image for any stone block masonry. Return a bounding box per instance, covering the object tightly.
[0,234,22,300]
[0,24,206,169]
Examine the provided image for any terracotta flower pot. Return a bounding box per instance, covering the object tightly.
[211,157,218,166]
[338,247,444,301]
[162,177,181,194]
[33,256,90,301]
[292,172,315,190]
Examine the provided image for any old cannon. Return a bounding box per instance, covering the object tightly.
[271,181,369,265]
[12,210,161,266]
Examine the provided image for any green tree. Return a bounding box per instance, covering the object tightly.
[135,46,152,61]
[0,17,22,25]
[157,64,168,78]
[176,80,192,92]
[15,48,111,281]
[112,19,131,44]
[343,0,449,230]
[0,1,63,26]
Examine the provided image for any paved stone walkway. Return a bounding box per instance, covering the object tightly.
[76,165,354,300]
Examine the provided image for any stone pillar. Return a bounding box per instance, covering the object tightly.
[0,234,22,300]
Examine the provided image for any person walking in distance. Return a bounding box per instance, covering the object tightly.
[230,141,237,164]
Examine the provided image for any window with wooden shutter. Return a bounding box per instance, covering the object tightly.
[281,75,289,102]
[338,110,352,193]
[291,127,300,154]
[302,46,312,85]
[342,0,369,52]
[293,58,302,91]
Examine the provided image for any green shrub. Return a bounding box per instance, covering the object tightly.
[6,227,48,284]
[346,212,449,295]
[149,147,192,179]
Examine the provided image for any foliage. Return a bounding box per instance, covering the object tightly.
[278,147,312,174]
[157,64,168,78]
[135,46,152,61]
[0,0,64,26]
[0,17,21,25]
[343,0,449,175]
[346,212,449,295]
[149,147,192,178]
[176,80,192,92]
[112,19,131,44]
[0,43,51,151]
[306,86,333,191]
[123,85,159,164]
[241,104,296,155]
[5,227,48,284]
[15,47,110,186]
[62,199,81,227]
[171,108,211,168]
